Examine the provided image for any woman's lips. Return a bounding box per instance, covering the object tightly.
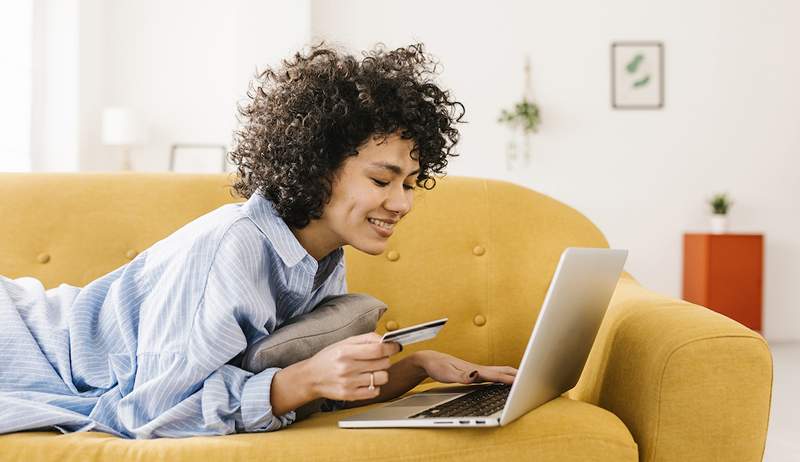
[367,218,393,238]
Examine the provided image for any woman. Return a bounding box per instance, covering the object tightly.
[0,43,517,439]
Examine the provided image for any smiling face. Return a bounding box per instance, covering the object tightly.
[290,132,420,260]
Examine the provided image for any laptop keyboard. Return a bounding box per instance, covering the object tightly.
[410,384,511,418]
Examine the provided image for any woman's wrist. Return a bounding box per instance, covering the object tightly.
[296,358,323,401]
[375,352,429,401]
[270,359,319,416]
[408,350,433,378]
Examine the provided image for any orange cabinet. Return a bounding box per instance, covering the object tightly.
[682,233,763,332]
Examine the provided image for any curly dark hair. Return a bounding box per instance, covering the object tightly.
[228,42,466,228]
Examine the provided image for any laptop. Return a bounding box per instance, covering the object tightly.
[338,247,628,428]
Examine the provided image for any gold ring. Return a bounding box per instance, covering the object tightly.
[368,372,375,390]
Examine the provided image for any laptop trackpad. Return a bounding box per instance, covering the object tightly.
[385,393,459,408]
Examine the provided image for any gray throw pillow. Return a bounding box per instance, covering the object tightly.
[241,293,388,420]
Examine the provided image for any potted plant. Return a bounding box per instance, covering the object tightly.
[709,193,733,234]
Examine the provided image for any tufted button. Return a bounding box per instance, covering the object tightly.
[125,249,138,260]
[386,320,399,331]
[472,245,486,256]
[473,314,486,327]
[386,250,400,262]
[37,253,51,264]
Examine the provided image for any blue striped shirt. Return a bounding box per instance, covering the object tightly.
[0,192,347,438]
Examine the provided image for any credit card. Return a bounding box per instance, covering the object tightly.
[381,318,447,346]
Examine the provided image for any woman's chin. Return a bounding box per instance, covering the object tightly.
[351,240,388,256]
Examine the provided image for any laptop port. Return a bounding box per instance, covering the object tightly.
[476,420,485,424]
[459,420,470,424]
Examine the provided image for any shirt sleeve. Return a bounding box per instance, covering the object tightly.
[117,220,295,438]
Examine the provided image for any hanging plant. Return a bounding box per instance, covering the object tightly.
[498,98,541,134]
[498,56,542,169]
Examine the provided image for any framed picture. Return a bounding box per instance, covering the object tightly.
[169,144,229,173]
[611,42,664,109]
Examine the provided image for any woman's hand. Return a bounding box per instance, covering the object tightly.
[305,332,402,402]
[414,350,517,385]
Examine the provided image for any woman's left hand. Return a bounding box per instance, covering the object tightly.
[413,350,517,385]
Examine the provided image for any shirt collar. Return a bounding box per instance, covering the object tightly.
[241,192,344,269]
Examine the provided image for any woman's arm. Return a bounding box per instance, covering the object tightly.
[272,348,519,415]
[333,350,519,410]
[271,356,423,415]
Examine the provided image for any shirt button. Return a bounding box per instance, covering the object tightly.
[386,320,399,331]
[473,314,486,327]
[472,246,486,256]
[386,250,400,261]
[126,249,138,260]
[37,253,51,264]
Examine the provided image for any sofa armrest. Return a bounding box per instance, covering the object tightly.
[569,273,772,462]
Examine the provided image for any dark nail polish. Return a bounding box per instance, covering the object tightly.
[469,370,478,378]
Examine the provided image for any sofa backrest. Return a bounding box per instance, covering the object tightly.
[0,173,608,368]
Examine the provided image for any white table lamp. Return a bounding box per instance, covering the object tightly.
[102,107,143,170]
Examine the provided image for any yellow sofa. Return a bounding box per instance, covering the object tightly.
[0,173,772,461]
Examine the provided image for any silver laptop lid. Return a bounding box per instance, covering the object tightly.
[499,247,627,426]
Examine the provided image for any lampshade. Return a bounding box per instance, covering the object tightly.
[101,107,142,145]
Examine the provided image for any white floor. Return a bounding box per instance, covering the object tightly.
[763,342,800,462]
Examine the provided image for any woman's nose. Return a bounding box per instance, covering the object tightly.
[384,184,412,216]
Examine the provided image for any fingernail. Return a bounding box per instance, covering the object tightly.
[398,343,403,352]
[469,370,478,378]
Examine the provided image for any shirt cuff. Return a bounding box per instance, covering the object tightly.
[240,367,296,432]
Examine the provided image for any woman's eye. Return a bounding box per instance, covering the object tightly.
[372,178,415,190]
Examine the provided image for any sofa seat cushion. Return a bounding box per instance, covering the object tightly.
[0,383,638,462]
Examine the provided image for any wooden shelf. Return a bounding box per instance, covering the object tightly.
[682,233,763,331]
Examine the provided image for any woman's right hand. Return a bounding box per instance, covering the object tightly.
[305,332,402,402]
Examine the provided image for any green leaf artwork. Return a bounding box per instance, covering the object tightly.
[626,53,651,89]
[626,54,644,73]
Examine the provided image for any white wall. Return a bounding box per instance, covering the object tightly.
[0,1,33,171]
[311,0,800,341]
[29,0,80,171]
[32,0,794,340]
[78,0,311,171]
